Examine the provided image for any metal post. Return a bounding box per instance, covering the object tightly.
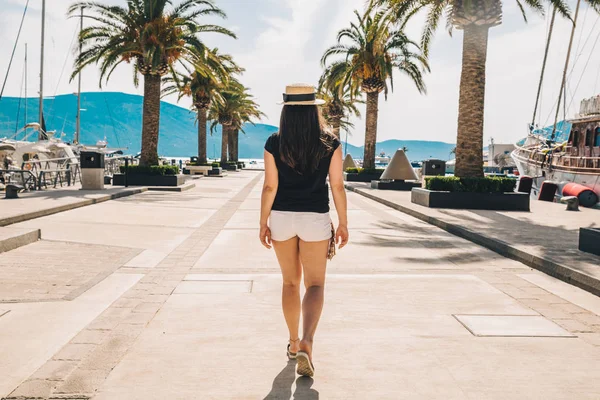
[124,158,129,187]
[24,43,27,137]
[532,6,557,129]
[38,0,45,140]
[75,7,83,144]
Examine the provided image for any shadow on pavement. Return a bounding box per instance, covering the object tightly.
[263,360,319,400]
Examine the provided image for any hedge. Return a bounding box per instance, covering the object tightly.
[425,176,516,193]
[119,165,179,176]
[344,168,385,174]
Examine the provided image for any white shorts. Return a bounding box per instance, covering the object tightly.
[269,211,332,242]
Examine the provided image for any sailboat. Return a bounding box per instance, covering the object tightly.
[511,1,600,205]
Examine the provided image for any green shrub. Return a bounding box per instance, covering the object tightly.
[119,165,179,176]
[187,162,214,167]
[211,162,220,168]
[344,168,385,174]
[425,176,516,193]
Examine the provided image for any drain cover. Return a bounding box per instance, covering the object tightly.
[174,280,253,294]
[454,315,575,337]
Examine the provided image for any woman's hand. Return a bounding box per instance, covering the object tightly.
[259,223,272,249]
[335,224,349,249]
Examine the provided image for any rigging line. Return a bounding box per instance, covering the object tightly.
[47,25,79,126]
[573,5,589,59]
[594,58,600,94]
[567,24,600,111]
[567,13,599,77]
[0,0,30,100]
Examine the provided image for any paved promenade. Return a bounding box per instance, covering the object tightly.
[346,182,600,296]
[1,171,600,399]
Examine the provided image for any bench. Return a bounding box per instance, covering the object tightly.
[5,183,24,199]
[560,196,579,211]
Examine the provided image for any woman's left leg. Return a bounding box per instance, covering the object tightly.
[272,236,302,353]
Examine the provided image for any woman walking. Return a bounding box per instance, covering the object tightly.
[260,83,349,378]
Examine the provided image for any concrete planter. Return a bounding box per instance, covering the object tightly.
[344,171,383,182]
[112,173,185,187]
[579,228,600,256]
[222,164,238,171]
[371,180,420,191]
[411,188,530,211]
[186,165,212,176]
[208,167,224,176]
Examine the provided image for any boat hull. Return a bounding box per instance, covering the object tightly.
[511,150,600,199]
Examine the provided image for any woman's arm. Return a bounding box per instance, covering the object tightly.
[259,150,278,249]
[328,147,349,248]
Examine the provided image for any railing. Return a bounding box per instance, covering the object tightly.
[2,154,131,191]
[513,144,600,172]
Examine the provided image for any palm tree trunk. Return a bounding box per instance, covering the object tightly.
[228,128,235,161]
[197,108,208,164]
[231,129,239,162]
[220,125,229,164]
[140,74,161,166]
[363,91,379,169]
[455,24,489,178]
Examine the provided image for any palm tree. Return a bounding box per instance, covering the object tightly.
[69,0,236,166]
[372,0,582,177]
[321,9,428,169]
[226,97,264,162]
[208,79,245,164]
[318,66,362,139]
[163,48,240,164]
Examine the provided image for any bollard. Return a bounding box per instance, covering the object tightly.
[124,158,129,188]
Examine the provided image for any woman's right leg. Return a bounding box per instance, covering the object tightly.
[298,239,329,359]
[272,237,302,353]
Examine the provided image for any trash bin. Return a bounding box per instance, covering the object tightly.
[517,176,533,194]
[422,159,446,176]
[80,151,105,190]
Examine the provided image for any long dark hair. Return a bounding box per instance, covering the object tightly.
[278,105,336,174]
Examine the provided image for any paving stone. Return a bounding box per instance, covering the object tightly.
[30,360,79,381]
[132,302,162,314]
[572,312,600,326]
[70,330,109,345]
[53,368,107,395]
[578,333,600,346]
[554,319,595,333]
[52,344,96,361]
[6,379,55,398]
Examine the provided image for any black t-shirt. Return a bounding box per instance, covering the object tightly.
[264,133,340,213]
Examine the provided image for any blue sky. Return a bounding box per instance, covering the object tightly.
[1,0,600,146]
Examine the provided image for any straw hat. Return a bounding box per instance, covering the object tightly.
[279,83,325,106]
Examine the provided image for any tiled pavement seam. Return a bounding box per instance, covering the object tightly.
[3,174,263,400]
[351,194,600,345]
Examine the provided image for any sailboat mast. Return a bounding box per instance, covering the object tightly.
[75,7,83,144]
[38,0,46,140]
[24,43,27,134]
[552,0,581,140]
[531,6,557,129]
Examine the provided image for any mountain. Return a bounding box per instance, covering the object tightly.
[0,92,454,160]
